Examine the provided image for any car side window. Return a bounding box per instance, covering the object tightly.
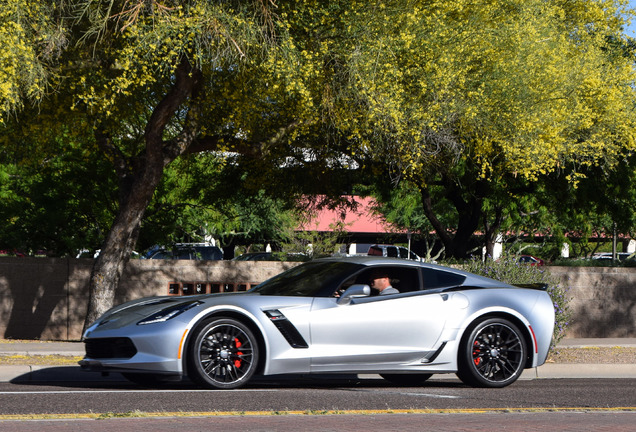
[421,268,466,290]
[367,246,382,256]
[177,249,194,259]
[350,266,421,295]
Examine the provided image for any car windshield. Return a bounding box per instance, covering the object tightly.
[252,261,361,297]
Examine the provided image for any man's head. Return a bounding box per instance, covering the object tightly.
[369,269,391,292]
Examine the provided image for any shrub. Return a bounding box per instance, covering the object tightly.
[463,255,571,349]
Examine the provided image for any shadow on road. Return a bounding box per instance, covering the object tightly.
[9,366,468,390]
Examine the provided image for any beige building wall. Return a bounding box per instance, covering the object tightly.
[0,258,298,340]
[549,266,636,338]
[0,257,634,341]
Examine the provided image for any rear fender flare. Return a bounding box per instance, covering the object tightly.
[455,307,535,368]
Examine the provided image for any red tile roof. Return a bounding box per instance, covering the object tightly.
[300,196,401,234]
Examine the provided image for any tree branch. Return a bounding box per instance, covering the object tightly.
[419,186,452,248]
[182,120,305,159]
[145,57,202,162]
[93,128,129,180]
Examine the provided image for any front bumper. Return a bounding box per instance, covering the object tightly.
[80,321,189,375]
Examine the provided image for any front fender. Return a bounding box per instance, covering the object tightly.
[180,305,270,368]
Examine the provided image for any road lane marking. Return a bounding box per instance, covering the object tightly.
[403,393,460,398]
[348,388,461,399]
[0,407,634,422]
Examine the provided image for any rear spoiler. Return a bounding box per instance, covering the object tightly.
[515,283,548,291]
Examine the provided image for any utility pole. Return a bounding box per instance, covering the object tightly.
[612,221,618,261]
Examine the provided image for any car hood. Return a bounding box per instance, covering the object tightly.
[87,292,254,331]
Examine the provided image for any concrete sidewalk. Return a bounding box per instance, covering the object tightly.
[1,338,635,383]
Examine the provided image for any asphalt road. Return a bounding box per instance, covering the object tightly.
[0,376,634,431]
[0,376,634,415]
[3,336,635,430]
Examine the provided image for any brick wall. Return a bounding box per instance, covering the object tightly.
[0,257,634,340]
[0,257,298,340]
[549,266,636,338]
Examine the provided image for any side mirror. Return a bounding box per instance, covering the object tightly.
[337,284,371,305]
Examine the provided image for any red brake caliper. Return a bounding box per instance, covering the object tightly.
[234,338,243,368]
[473,340,481,366]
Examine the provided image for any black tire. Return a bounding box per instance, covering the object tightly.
[380,373,432,386]
[456,318,527,388]
[187,318,259,389]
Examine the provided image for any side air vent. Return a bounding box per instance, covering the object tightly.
[422,341,447,363]
[264,310,309,349]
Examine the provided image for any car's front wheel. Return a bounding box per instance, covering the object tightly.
[187,317,259,389]
[456,317,527,388]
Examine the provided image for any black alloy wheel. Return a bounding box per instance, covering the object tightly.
[457,317,527,388]
[188,318,259,389]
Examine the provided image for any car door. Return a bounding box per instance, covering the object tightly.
[308,292,449,372]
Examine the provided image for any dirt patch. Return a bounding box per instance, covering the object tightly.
[546,347,636,364]
[0,355,83,366]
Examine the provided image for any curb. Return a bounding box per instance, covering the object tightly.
[530,363,636,379]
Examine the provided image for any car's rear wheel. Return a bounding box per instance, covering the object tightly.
[187,317,259,389]
[456,317,527,388]
[380,373,432,386]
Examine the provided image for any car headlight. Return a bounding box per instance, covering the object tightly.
[137,301,202,325]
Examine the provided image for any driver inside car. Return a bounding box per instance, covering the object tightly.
[369,270,399,295]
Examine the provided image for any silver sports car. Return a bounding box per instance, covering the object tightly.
[80,256,555,389]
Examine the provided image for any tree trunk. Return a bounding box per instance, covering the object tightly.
[420,186,453,254]
[82,59,202,334]
[82,166,163,330]
[419,180,485,260]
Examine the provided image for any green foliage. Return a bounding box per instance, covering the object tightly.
[0,120,117,256]
[138,152,301,251]
[329,0,636,259]
[341,0,636,180]
[280,221,349,259]
[2,0,324,260]
[361,182,431,233]
[0,0,63,121]
[1,0,635,266]
[499,151,636,261]
[464,255,571,347]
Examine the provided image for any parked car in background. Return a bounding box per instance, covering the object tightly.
[518,255,544,266]
[367,244,421,261]
[591,252,636,262]
[232,252,310,262]
[0,249,26,257]
[146,244,223,260]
